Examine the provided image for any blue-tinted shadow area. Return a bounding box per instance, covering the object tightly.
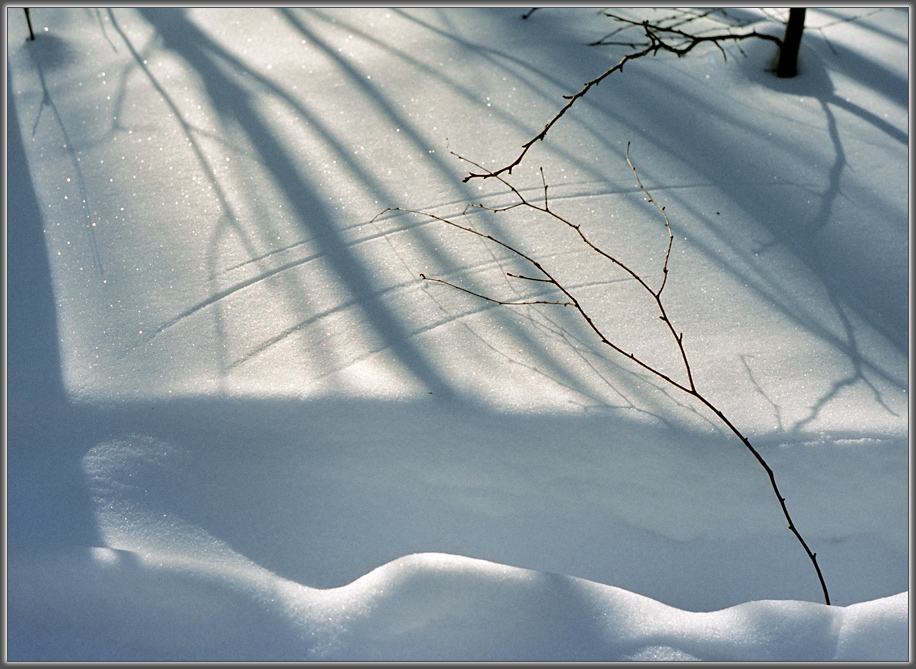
[7,65,102,547]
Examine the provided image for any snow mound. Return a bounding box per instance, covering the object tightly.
[7,548,907,661]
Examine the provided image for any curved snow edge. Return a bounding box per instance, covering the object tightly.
[7,547,908,661]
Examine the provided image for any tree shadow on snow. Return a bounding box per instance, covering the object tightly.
[5,9,907,624]
[108,7,641,404]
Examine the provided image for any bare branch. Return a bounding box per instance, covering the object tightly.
[462,39,658,182]
[465,17,783,184]
[394,145,831,606]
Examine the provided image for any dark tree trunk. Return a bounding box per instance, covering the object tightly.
[23,9,36,41]
[777,8,806,78]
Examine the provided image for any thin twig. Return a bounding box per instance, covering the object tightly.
[624,143,692,391]
[420,274,573,307]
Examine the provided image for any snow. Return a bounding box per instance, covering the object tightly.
[6,7,909,661]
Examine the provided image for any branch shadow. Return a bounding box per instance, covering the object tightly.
[746,38,906,431]
[374,7,907,434]
[743,28,908,353]
[107,7,661,408]
[7,11,907,629]
[47,6,902,435]
[21,34,105,277]
[118,7,453,397]
[562,15,907,434]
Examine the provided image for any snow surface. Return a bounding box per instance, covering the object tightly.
[6,6,909,661]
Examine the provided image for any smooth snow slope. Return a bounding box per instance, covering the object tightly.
[8,549,907,661]
[6,7,909,661]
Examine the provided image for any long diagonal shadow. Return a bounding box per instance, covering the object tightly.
[300,7,620,188]
[119,8,646,406]
[276,8,658,401]
[134,8,460,398]
[105,10,279,384]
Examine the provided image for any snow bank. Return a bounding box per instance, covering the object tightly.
[8,548,907,661]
